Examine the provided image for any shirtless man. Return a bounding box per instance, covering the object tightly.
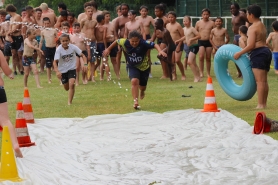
[136,6,154,40]
[166,11,186,80]
[34,7,46,73]
[6,4,24,75]
[195,8,215,77]
[0,9,7,53]
[54,10,68,29]
[114,3,129,73]
[137,5,154,77]
[80,6,97,82]
[124,10,145,39]
[21,8,26,20]
[95,14,109,81]
[154,4,169,28]
[103,10,120,79]
[77,1,92,23]
[40,3,57,27]
[234,4,272,109]
[70,22,89,85]
[210,17,229,52]
[22,6,37,39]
[231,2,248,78]
[58,2,67,13]
[40,17,57,83]
[176,16,201,82]
[153,3,170,79]
[91,1,103,20]
[2,14,12,65]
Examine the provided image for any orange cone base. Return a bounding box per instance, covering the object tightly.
[26,120,35,124]
[202,105,220,112]
[19,142,35,148]
[253,112,264,134]
[202,109,220,112]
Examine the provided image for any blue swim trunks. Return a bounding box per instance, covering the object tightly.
[35,36,46,51]
[23,56,36,66]
[273,52,278,70]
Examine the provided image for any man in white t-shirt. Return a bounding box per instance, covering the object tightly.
[53,34,88,105]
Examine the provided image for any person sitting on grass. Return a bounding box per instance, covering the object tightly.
[53,34,88,105]
[0,50,23,158]
[103,30,167,109]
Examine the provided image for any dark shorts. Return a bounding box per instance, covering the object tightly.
[157,38,163,45]
[35,36,46,51]
[216,45,223,49]
[250,47,272,72]
[45,47,56,68]
[198,40,212,48]
[146,34,151,40]
[183,44,189,58]
[128,67,150,86]
[3,41,12,56]
[0,87,7,103]
[23,56,36,66]
[189,44,199,55]
[61,69,76,84]
[234,34,240,44]
[96,43,105,57]
[108,42,118,57]
[76,50,88,57]
[82,50,88,57]
[11,35,23,50]
[273,52,278,70]
[176,43,184,52]
[90,42,96,62]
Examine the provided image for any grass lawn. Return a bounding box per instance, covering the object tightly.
[2,50,278,142]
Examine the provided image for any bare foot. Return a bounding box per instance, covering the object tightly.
[37,86,43,88]
[76,83,79,86]
[172,74,177,80]
[83,80,88,85]
[194,78,202,82]
[91,78,96,82]
[255,105,266,109]
[48,80,52,84]
[68,102,72,105]
[160,76,168,79]
[200,73,204,78]
[14,148,23,158]
[100,78,104,81]
[140,90,145,100]
[181,75,186,80]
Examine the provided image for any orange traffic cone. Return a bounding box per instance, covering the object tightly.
[202,77,220,112]
[15,102,35,147]
[22,88,34,123]
[253,112,278,134]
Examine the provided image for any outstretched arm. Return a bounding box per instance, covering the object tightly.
[0,51,13,79]
[103,40,118,57]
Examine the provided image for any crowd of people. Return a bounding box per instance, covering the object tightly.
[0,1,276,157]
